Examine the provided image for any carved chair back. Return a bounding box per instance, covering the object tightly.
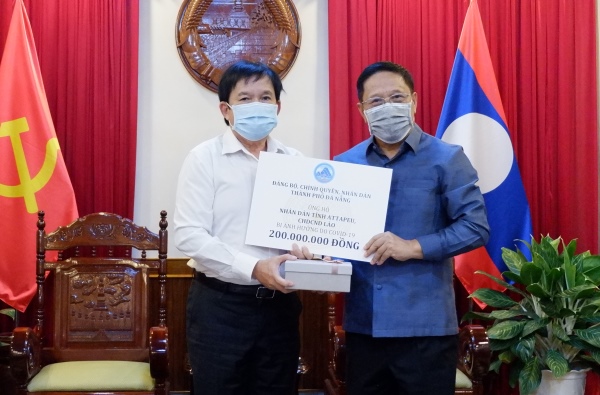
[34,211,168,364]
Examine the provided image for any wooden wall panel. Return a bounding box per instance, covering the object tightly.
[298,291,329,390]
[4,261,494,392]
[5,259,329,392]
[150,258,194,391]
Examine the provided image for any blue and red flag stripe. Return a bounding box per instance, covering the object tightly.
[436,0,533,302]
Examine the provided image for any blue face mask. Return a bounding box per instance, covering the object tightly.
[229,102,278,141]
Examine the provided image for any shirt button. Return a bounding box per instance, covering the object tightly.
[376,284,383,290]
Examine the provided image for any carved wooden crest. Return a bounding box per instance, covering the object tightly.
[68,270,135,341]
[176,0,301,92]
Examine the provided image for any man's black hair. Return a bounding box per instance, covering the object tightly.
[218,60,283,103]
[218,60,283,126]
[356,61,414,102]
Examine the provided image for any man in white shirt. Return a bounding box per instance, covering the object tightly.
[174,60,309,395]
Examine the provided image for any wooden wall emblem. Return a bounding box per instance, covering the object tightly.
[176,0,301,92]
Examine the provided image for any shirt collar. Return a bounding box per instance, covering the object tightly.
[221,128,287,155]
[404,125,422,152]
[367,124,423,156]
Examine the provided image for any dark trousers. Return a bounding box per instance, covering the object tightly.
[186,277,302,395]
[346,332,459,395]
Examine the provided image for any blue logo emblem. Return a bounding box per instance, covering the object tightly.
[314,163,334,183]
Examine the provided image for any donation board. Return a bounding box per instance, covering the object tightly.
[246,152,392,262]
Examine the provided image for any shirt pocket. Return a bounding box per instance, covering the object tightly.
[389,179,440,237]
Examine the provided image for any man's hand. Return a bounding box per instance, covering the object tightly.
[363,232,423,265]
[252,253,297,293]
[290,243,313,259]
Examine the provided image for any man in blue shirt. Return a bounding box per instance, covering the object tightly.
[334,61,490,395]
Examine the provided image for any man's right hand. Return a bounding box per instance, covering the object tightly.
[252,254,297,293]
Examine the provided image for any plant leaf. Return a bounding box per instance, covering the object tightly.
[511,335,535,362]
[538,237,560,270]
[538,299,563,318]
[502,247,528,276]
[522,318,549,337]
[551,322,571,341]
[545,349,570,377]
[526,283,550,298]
[490,337,520,351]
[546,268,563,293]
[564,238,578,259]
[575,327,600,348]
[473,270,508,286]
[470,288,517,308]
[584,296,600,309]
[503,271,523,284]
[564,259,577,290]
[489,359,503,373]
[589,349,600,365]
[581,256,600,283]
[579,313,600,324]
[509,359,524,388]
[521,262,543,286]
[488,321,526,340]
[0,308,15,320]
[490,309,528,320]
[579,354,600,366]
[498,350,515,364]
[474,270,527,296]
[532,251,551,274]
[561,284,598,300]
[519,357,542,395]
[568,334,594,351]
[461,311,493,322]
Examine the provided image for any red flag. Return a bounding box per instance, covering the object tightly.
[0,0,78,312]
[436,1,533,307]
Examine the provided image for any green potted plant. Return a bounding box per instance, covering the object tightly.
[0,309,16,319]
[0,308,16,356]
[0,308,15,347]
[464,235,600,395]
[0,308,16,395]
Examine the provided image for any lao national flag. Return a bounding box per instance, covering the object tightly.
[0,0,78,311]
[436,0,533,301]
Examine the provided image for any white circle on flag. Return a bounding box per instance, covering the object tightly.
[440,113,513,194]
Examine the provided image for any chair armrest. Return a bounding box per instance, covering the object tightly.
[10,327,41,386]
[149,326,169,382]
[458,325,490,385]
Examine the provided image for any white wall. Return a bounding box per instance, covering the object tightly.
[135,0,330,257]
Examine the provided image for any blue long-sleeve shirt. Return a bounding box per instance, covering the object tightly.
[333,126,490,337]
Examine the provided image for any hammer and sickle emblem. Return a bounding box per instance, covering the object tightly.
[0,117,60,213]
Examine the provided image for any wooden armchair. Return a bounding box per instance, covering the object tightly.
[324,293,491,395]
[10,211,169,395]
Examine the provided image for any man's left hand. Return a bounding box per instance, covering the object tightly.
[363,231,423,265]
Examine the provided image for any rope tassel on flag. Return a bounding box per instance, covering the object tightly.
[435,0,533,307]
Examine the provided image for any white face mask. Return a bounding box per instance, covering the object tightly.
[364,102,414,144]
[228,102,278,141]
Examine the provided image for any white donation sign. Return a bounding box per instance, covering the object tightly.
[246,152,392,262]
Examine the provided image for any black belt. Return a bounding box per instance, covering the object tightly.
[194,271,277,299]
